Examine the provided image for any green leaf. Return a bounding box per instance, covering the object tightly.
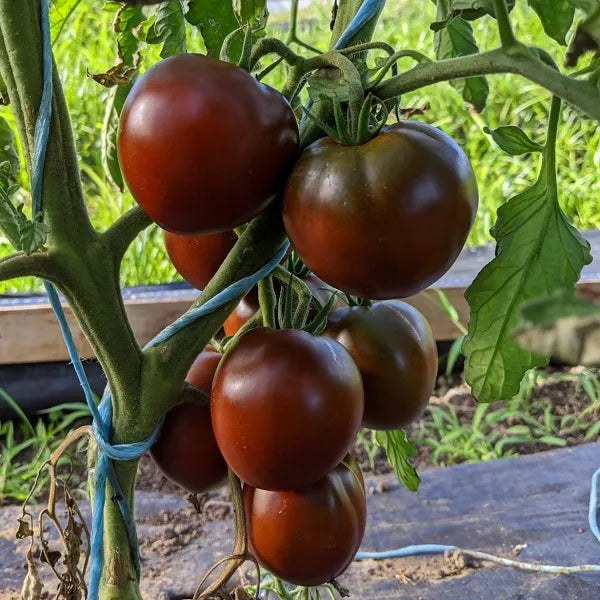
[519,289,600,323]
[186,0,267,59]
[484,125,544,155]
[453,0,515,20]
[18,219,50,255]
[463,135,592,402]
[511,291,600,366]
[307,75,352,103]
[527,0,575,45]
[0,188,26,250]
[146,1,187,58]
[115,4,146,67]
[374,430,420,492]
[101,81,133,191]
[0,117,19,178]
[433,1,489,111]
[50,0,83,44]
[0,75,8,105]
[89,5,145,86]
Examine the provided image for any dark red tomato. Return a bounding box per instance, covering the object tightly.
[211,328,364,490]
[244,456,366,586]
[150,349,227,493]
[324,301,437,429]
[164,229,236,290]
[283,121,478,299]
[118,54,299,234]
[222,274,336,336]
[223,288,259,337]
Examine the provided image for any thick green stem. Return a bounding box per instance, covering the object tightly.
[96,460,141,600]
[0,250,56,283]
[0,0,95,246]
[492,0,517,48]
[373,47,600,124]
[145,205,287,417]
[544,96,561,179]
[102,206,152,264]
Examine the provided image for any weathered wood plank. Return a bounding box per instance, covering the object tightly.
[1,231,599,364]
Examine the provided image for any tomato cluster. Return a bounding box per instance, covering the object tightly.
[121,52,477,587]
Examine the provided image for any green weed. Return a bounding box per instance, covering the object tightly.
[0,390,90,503]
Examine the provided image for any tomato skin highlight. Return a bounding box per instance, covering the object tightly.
[244,456,366,586]
[150,349,228,493]
[324,301,437,429]
[282,121,478,299]
[211,328,364,490]
[118,54,299,234]
[164,230,237,291]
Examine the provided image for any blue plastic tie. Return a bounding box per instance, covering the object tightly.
[333,0,386,50]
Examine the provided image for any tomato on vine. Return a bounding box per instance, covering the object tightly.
[283,121,478,299]
[244,456,366,586]
[164,229,237,291]
[211,328,364,490]
[150,349,227,493]
[324,301,437,429]
[118,54,299,234]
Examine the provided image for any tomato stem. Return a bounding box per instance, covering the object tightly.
[259,276,277,328]
[492,0,517,49]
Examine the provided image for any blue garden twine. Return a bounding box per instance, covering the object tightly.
[33,0,600,595]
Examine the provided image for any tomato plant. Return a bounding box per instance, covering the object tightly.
[244,456,366,586]
[164,230,237,291]
[2,0,599,599]
[118,54,299,234]
[324,301,438,429]
[211,328,364,490]
[283,122,478,299]
[150,349,227,493]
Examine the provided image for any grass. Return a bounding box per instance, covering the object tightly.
[411,367,600,467]
[0,0,599,293]
[0,390,90,503]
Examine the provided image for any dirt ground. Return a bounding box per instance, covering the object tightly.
[2,369,599,599]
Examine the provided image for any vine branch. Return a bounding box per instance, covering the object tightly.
[144,205,287,413]
[372,47,600,124]
[492,0,517,48]
[102,205,152,263]
[0,250,56,283]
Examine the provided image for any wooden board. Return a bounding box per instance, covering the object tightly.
[1,444,599,599]
[1,231,599,365]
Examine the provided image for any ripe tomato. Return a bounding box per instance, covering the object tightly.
[164,229,237,290]
[222,275,336,336]
[118,54,299,234]
[324,301,437,429]
[150,349,227,493]
[211,328,364,490]
[283,121,478,299]
[244,456,366,586]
